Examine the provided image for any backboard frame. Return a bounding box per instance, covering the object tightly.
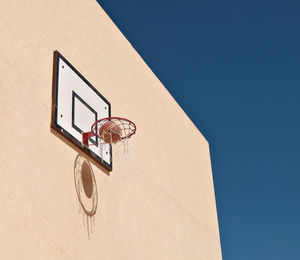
[51,50,112,172]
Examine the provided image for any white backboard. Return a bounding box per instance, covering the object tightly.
[51,51,112,171]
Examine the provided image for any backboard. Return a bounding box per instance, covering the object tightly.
[51,51,112,171]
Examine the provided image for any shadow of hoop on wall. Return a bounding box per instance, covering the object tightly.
[74,154,98,239]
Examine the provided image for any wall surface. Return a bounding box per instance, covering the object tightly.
[0,0,222,259]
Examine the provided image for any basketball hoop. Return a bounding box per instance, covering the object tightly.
[82,117,136,148]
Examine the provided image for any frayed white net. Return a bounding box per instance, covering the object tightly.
[91,118,136,161]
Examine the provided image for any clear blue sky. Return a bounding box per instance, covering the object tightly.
[97,1,300,259]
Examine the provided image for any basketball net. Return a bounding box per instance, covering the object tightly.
[98,125,131,163]
[83,117,136,165]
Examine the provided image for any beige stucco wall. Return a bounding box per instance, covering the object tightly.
[0,0,222,259]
